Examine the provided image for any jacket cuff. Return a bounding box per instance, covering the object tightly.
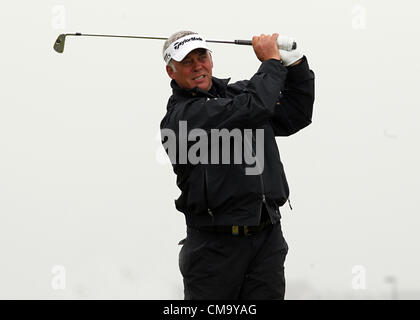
[257,59,288,77]
[286,55,314,82]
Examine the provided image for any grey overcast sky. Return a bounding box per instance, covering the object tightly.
[0,0,419,299]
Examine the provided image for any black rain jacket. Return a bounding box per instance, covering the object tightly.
[160,56,315,227]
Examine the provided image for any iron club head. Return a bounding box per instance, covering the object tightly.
[53,34,66,53]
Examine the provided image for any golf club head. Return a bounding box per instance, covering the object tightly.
[54,34,66,53]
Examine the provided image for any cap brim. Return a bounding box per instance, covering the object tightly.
[163,33,211,65]
[171,44,210,62]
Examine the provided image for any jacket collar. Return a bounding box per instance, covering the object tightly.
[170,77,231,99]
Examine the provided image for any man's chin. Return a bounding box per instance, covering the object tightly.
[197,79,212,91]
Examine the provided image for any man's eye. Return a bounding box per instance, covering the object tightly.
[182,60,192,65]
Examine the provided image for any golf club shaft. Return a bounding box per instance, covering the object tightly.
[70,32,168,41]
[60,33,296,50]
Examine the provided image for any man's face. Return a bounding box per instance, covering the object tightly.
[166,48,213,91]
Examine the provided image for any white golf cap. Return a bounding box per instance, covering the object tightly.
[163,33,210,65]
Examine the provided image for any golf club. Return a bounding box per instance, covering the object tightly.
[53,32,297,54]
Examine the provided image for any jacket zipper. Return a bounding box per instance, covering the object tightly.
[248,133,264,194]
[204,167,214,223]
[250,130,292,216]
[247,131,271,222]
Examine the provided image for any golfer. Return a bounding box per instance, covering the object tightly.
[160,30,315,300]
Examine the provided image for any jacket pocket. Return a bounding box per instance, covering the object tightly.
[181,165,209,216]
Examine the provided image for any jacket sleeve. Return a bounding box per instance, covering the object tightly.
[270,55,315,136]
[172,59,288,131]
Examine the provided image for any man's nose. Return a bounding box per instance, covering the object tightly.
[192,59,203,71]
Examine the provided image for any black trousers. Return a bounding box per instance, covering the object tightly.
[179,220,289,300]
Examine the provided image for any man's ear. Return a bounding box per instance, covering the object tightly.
[208,52,214,68]
[166,64,176,80]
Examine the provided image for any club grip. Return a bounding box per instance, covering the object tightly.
[234,40,253,46]
[235,37,297,51]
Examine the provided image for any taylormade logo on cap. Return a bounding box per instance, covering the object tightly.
[163,33,210,65]
[173,36,203,50]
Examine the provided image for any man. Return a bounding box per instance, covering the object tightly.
[160,30,315,299]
